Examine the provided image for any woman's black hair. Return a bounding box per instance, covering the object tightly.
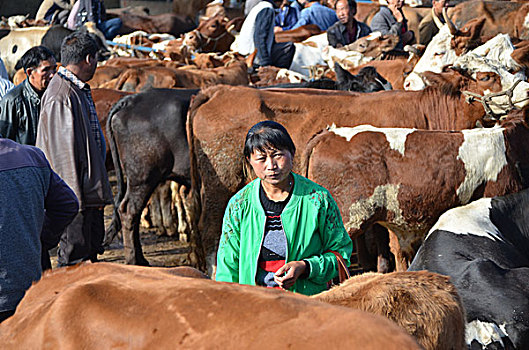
[243,120,296,161]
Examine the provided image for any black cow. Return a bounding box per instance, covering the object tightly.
[409,188,529,349]
[104,88,198,266]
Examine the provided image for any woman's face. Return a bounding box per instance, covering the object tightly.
[248,147,293,186]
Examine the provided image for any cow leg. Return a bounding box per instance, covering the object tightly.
[172,182,190,242]
[147,187,166,236]
[354,232,377,272]
[388,229,408,272]
[159,181,177,237]
[119,184,152,266]
[373,224,392,273]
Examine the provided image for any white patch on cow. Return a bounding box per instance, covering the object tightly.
[328,125,415,156]
[456,126,507,203]
[276,68,308,83]
[427,198,504,242]
[290,33,328,76]
[524,13,529,30]
[404,25,455,90]
[322,46,373,69]
[344,184,405,231]
[465,319,508,347]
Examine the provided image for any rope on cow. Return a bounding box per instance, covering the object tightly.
[190,29,229,53]
[462,79,528,120]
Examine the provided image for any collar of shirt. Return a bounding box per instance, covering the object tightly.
[58,66,89,91]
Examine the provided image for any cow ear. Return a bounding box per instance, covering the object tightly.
[468,17,486,41]
[334,62,353,83]
[511,41,529,69]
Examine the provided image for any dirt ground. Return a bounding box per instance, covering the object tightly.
[50,176,193,269]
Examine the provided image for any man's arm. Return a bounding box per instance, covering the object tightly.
[0,96,18,141]
[41,168,79,250]
[253,7,276,66]
[291,8,310,30]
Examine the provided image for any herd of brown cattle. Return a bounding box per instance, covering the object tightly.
[3,0,529,348]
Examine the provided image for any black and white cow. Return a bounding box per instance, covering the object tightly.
[409,188,529,349]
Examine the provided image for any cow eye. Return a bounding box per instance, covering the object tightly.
[479,75,490,81]
[434,52,445,57]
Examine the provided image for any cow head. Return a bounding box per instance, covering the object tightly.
[345,32,399,58]
[421,68,502,97]
[450,17,487,56]
[335,63,392,92]
[183,15,234,53]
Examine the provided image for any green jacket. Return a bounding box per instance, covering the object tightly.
[0,80,42,146]
[216,172,353,295]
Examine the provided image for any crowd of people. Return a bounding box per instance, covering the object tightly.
[0,0,449,325]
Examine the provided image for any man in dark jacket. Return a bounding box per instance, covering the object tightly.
[36,32,113,267]
[327,0,371,48]
[0,138,78,323]
[0,46,57,146]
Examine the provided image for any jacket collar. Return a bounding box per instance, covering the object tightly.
[251,172,302,215]
[22,79,41,104]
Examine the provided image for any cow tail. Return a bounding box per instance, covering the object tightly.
[103,96,130,246]
[300,128,329,179]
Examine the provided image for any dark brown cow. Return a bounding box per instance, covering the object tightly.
[314,271,466,350]
[301,111,529,271]
[187,70,504,272]
[275,24,323,43]
[117,12,196,37]
[0,263,421,350]
[100,61,249,92]
[448,1,529,40]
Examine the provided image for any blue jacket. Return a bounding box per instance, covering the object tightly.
[291,2,338,31]
[275,3,301,30]
[0,139,78,312]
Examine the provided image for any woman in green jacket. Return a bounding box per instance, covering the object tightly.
[215,121,353,296]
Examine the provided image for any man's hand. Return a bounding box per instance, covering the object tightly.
[274,261,307,290]
[389,5,404,23]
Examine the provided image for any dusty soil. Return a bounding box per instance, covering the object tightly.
[50,175,193,269]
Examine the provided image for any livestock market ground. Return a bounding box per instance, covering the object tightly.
[50,174,192,269]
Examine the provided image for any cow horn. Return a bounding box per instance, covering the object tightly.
[443,8,458,35]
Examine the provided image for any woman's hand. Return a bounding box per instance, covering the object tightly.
[274,261,307,290]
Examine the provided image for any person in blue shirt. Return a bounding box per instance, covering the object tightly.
[274,0,302,31]
[291,0,338,31]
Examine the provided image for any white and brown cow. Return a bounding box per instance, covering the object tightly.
[301,112,529,271]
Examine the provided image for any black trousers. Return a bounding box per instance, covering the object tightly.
[57,208,105,267]
[271,41,296,69]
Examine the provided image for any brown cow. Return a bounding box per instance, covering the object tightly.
[181,15,236,53]
[100,61,249,91]
[117,12,196,37]
[275,24,323,43]
[0,263,421,350]
[301,110,529,271]
[448,1,529,40]
[314,271,466,350]
[187,69,504,273]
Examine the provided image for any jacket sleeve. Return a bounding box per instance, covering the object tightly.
[371,9,403,36]
[41,166,79,250]
[291,8,310,30]
[0,96,18,141]
[327,25,339,48]
[254,7,276,66]
[215,197,241,282]
[304,191,353,284]
[36,98,83,206]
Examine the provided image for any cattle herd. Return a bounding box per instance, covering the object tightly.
[1,0,529,349]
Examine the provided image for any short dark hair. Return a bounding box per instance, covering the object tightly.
[243,121,296,161]
[60,32,98,66]
[335,0,357,12]
[14,46,55,72]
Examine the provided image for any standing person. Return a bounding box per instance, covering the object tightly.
[36,32,113,267]
[216,121,353,296]
[0,138,78,323]
[290,0,338,31]
[370,0,415,48]
[73,0,122,40]
[35,0,76,24]
[418,0,449,46]
[327,0,371,48]
[0,46,57,146]
[232,0,296,70]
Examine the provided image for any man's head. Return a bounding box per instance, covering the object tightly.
[15,46,57,93]
[335,0,357,25]
[432,0,449,17]
[60,32,98,82]
[387,0,404,9]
